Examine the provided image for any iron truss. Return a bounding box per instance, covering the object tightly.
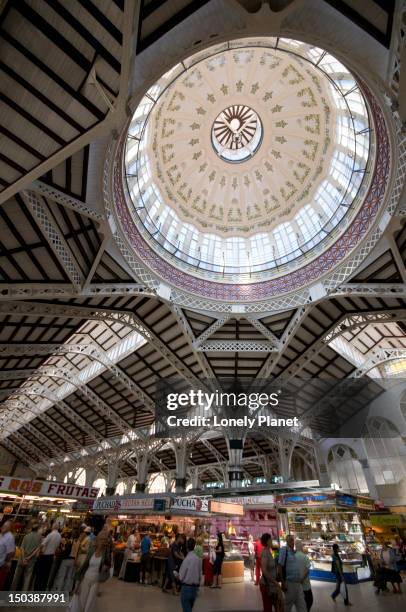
[0,343,155,413]
[0,301,202,388]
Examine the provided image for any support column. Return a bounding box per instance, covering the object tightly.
[188,466,201,491]
[171,440,189,493]
[106,461,119,496]
[135,452,150,493]
[359,458,378,499]
[258,454,274,484]
[54,466,68,482]
[85,465,98,488]
[278,439,293,481]
[227,439,244,488]
[164,470,175,493]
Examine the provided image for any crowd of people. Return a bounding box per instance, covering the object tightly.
[0,518,405,612]
[0,519,114,612]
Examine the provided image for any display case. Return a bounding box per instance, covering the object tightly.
[208,536,244,583]
[277,492,373,583]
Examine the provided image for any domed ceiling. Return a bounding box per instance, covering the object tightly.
[149,46,335,238]
[108,38,391,309]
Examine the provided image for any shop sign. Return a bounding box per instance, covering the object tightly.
[0,475,99,500]
[72,500,94,511]
[172,497,209,512]
[210,501,244,515]
[278,493,334,506]
[93,498,121,512]
[92,496,168,513]
[370,513,404,527]
[336,493,357,507]
[215,494,275,507]
[356,496,375,510]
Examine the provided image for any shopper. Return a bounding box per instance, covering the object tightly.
[35,522,61,590]
[295,540,313,611]
[260,533,283,612]
[140,531,152,585]
[278,535,306,612]
[0,521,16,590]
[53,531,76,593]
[211,532,225,589]
[165,534,185,594]
[75,529,111,612]
[47,532,66,590]
[179,538,201,612]
[331,543,352,606]
[118,529,136,580]
[194,536,204,560]
[11,522,41,591]
[254,535,264,585]
[380,542,402,594]
[248,534,255,583]
[75,526,91,577]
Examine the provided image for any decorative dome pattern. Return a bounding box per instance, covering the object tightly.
[124,38,374,283]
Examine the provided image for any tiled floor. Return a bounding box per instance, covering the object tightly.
[95,577,406,612]
[7,578,406,612]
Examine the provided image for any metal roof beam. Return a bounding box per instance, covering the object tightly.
[329,283,406,298]
[170,303,217,379]
[193,316,230,348]
[0,301,201,387]
[0,343,155,413]
[198,339,279,352]
[0,283,155,300]
[22,191,84,288]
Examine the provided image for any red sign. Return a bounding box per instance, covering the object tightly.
[0,475,99,500]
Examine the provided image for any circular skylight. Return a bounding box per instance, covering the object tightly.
[124,37,374,284]
[211,104,263,162]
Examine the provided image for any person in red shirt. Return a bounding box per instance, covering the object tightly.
[254,536,264,586]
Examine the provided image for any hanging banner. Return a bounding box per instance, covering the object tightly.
[92,496,169,513]
[210,500,244,515]
[172,497,210,512]
[215,494,275,507]
[277,493,335,506]
[0,475,99,500]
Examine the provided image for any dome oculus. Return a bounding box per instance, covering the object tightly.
[211,104,263,162]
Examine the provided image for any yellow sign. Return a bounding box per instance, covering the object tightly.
[370,514,404,527]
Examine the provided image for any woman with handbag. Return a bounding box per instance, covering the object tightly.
[72,530,111,612]
[260,533,284,612]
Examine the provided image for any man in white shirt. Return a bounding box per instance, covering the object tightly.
[119,529,136,580]
[179,538,202,612]
[35,522,61,590]
[0,521,16,590]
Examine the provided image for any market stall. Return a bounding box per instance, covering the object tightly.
[92,494,251,585]
[367,512,406,570]
[0,475,100,589]
[276,491,375,583]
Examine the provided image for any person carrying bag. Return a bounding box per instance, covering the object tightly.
[260,533,284,612]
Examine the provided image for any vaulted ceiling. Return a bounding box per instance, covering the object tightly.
[0,0,405,483]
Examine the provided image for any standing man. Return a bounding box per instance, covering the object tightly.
[278,535,306,612]
[11,522,41,591]
[140,531,152,585]
[295,540,313,611]
[35,522,61,590]
[331,544,352,606]
[254,535,263,586]
[178,538,201,612]
[119,529,136,580]
[0,521,15,590]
